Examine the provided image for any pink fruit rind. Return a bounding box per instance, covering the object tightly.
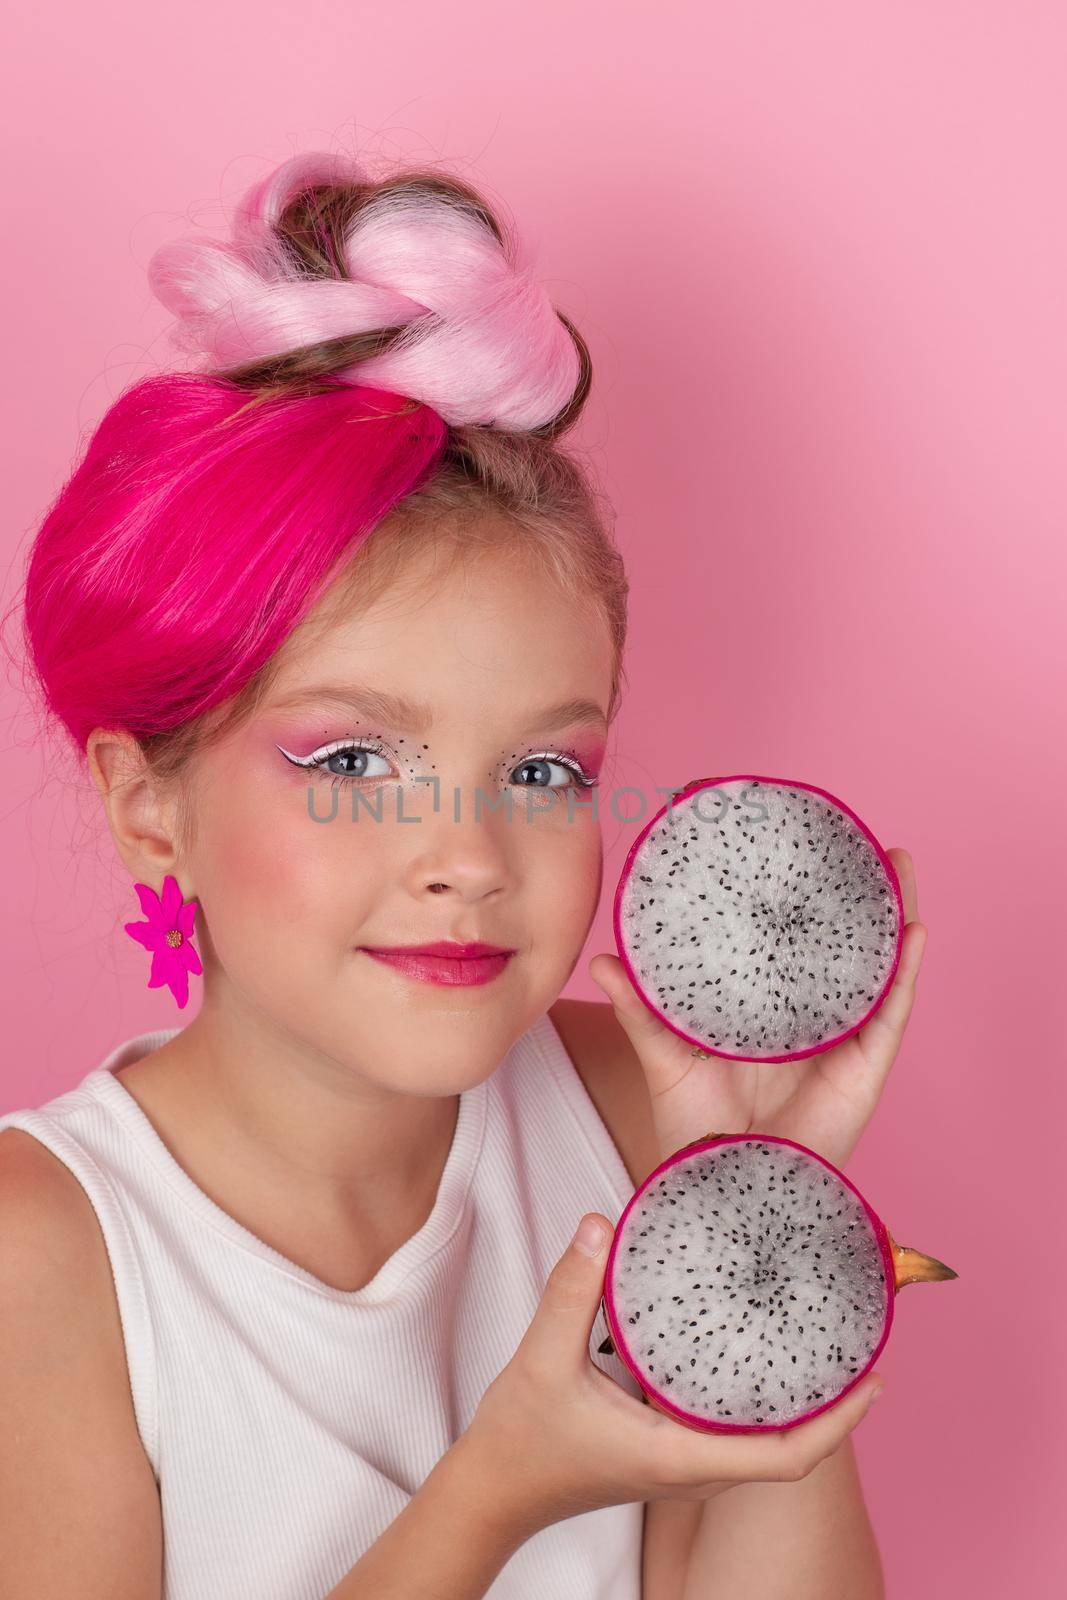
[611,773,906,1064]
[601,1131,896,1435]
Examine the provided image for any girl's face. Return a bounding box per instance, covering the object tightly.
[181,532,614,1094]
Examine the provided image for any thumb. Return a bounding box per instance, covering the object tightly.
[520,1213,614,1370]
[588,951,654,1035]
[588,952,694,1090]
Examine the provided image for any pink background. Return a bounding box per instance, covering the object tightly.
[1,3,1062,1593]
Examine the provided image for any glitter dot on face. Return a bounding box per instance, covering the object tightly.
[166,929,184,948]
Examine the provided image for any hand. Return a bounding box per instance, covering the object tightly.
[589,847,926,1170]
[460,1213,885,1536]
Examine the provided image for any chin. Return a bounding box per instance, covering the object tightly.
[394,1011,535,1090]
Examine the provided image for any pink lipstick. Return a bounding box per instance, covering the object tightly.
[359,940,515,987]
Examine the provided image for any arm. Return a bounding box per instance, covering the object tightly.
[642,1498,704,1600]
[323,1434,539,1600]
[0,1131,164,1599]
[547,1004,885,1600]
[679,1435,884,1600]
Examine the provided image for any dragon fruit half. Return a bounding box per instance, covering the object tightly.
[613,774,904,1062]
[597,1131,956,1433]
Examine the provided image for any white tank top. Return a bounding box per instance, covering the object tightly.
[0,1010,644,1599]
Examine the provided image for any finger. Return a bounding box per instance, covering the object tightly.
[855,918,927,1071]
[886,846,918,924]
[588,952,702,1099]
[773,921,926,1141]
[665,1373,885,1487]
[588,951,671,1052]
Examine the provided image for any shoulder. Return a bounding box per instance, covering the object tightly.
[0,1124,107,1272]
[0,1127,162,1585]
[547,999,660,1188]
[0,1122,145,1409]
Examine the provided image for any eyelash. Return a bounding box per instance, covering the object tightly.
[276,738,599,790]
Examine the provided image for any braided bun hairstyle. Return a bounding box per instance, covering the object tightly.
[22,153,628,782]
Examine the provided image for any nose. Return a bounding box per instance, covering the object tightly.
[405,783,517,902]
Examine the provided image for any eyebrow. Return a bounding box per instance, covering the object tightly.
[269,685,609,738]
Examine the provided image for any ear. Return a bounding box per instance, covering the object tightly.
[86,728,186,890]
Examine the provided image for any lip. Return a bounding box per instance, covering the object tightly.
[359,941,516,988]
[363,941,514,958]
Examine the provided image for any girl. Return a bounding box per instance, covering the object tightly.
[0,152,924,1599]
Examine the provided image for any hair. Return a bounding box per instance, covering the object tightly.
[20,152,629,792]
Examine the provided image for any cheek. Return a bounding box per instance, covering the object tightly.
[521,797,604,929]
[192,776,386,952]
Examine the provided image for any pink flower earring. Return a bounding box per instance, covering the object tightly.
[124,874,203,1010]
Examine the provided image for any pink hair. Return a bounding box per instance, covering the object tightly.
[22,151,590,754]
[24,378,446,749]
[149,152,582,430]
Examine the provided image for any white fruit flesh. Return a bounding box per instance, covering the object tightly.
[616,778,900,1060]
[608,1140,889,1427]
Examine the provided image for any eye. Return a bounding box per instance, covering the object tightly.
[509,753,597,790]
[276,739,394,781]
